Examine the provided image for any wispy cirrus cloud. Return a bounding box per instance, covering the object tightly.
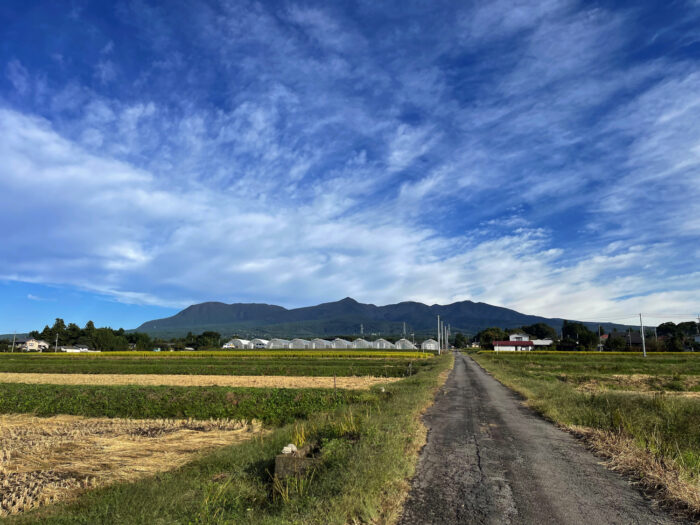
[0,0,698,329]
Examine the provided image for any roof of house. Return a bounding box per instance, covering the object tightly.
[493,340,534,346]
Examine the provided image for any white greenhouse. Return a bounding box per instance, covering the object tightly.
[289,338,311,349]
[332,338,352,349]
[223,338,250,349]
[373,338,395,350]
[395,338,416,350]
[311,338,331,349]
[250,338,269,349]
[267,338,290,349]
[421,339,439,351]
[352,338,371,348]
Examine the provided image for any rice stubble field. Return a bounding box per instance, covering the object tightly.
[0,350,451,524]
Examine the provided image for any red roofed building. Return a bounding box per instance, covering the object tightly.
[493,340,535,351]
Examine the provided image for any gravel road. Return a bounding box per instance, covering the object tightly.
[398,352,688,525]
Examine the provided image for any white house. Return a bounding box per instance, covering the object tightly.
[332,338,352,349]
[509,333,530,341]
[268,338,290,349]
[395,338,417,350]
[250,338,269,349]
[373,338,395,350]
[311,338,331,349]
[421,339,439,351]
[494,340,534,351]
[533,339,554,347]
[223,338,251,349]
[290,338,310,349]
[23,339,49,351]
[352,338,371,348]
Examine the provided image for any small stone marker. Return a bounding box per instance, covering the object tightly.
[274,442,320,478]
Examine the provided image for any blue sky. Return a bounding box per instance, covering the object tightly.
[1,0,699,333]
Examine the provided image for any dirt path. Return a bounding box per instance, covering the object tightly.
[0,372,399,390]
[398,352,689,525]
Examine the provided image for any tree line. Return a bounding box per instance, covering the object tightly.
[0,319,225,352]
[465,320,699,351]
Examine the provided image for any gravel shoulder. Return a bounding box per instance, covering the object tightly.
[398,352,689,525]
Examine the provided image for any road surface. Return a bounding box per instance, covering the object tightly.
[398,352,687,525]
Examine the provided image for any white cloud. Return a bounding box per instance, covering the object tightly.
[6,59,29,95]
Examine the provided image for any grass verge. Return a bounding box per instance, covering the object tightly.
[8,354,453,524]
[469,351,700,518]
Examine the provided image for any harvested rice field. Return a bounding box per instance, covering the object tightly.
[0,414,262,517]
[0,372,400,389]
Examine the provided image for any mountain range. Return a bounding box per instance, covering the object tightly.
[135,297,626,338]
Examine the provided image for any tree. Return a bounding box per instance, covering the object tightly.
[476,327,507,348]
[521,323,558,341]
[65,323,81,345]
[656,322,677,338]
[562,321,598,350]
[453,332,468,348]
[604,333,627,351]
[91,328,129,351]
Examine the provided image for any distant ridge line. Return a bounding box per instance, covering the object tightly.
[135,297,630,338]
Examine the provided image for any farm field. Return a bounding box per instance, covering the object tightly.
[1,415,261,516]
[0,372,401,389]
[1,351,452,523]
[469,351,700,515]
[0,352,432,377]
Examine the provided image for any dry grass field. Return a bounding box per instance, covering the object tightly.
[0,414,262,516]
[0,372,400,389]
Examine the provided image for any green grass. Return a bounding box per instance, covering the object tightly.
[469,351,700,484]
[8,354,453,524]
[0,354,436,377]
[0,383,375,426]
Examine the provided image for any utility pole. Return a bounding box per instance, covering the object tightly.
[54,333,58,353]
[11,332,16,353]
[403,322,406,337]
[598,325,602,351]
[437,315,441,355]
[640,313,646,357]
[360,324,363,336]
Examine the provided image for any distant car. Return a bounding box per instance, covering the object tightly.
[152,348,161,352]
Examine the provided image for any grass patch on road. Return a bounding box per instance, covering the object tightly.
[8,354,453,524]
[0,383,372,426]
[470,351,700,516]
[0,353,434,377]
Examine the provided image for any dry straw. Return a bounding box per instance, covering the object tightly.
[0,414,263,516]
[0,373,400,390]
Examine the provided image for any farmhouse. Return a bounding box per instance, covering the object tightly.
[494,340,534,351]
[250,338,269,349]
[267,338,290,349]
[509,333,529,341]
[395,338,417,350]
[223,338,250,349]
[311,338,331,349]
[290,338,310,349]
[23,338,50,351]
[332,338,352,349]
[373,338,395,350]
[352,338,371,348]
[421,339,439,351]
